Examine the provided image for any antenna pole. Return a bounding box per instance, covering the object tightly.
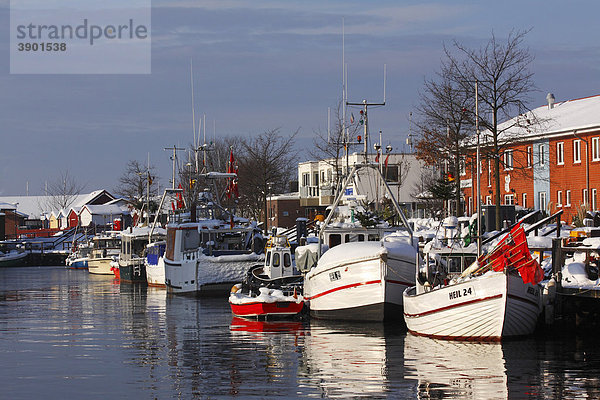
[165,145,185,190]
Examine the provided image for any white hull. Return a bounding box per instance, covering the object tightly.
[87,258,114,275]
[146,257,165,287]
[304,241,416,321]
[164,254,256,295]
[403,272,542,340]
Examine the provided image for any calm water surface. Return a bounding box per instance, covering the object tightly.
[1,266,600,399]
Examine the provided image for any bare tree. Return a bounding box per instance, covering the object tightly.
[115,160,159,209]
[237,128,299,233]
[415,61,474,217]
[448,29,537,228]
[42,169,86,212]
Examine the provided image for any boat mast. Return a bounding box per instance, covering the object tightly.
[475,80,482,257]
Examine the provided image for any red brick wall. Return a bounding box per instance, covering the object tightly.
[463,130,600,223]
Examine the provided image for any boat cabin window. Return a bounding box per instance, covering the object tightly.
[329,234,341,248]
[183,229,200,251]
[266,251,271,267]
[368,234,379,242]
[273,253,280,267]
[358,234,365,242]
[446,257,462,274]
[284,253,291,267]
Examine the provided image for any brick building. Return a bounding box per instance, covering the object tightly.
[265,193,306,230]
[462,94,600,223]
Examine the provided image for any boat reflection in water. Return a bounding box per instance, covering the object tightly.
[404,333,507,399]
[299,321,405,398]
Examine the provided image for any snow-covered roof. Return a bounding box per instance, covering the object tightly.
[0,190,114,219]
[268,192,300,201]
[0,202,17,211]
[487,94,600,143]
[81,204,128,216]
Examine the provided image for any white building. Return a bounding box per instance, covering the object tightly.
[298,153,430,210]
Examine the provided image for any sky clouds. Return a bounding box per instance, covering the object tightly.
[1,1,600,195]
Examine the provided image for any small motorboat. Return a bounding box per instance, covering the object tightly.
[229,235,304,318]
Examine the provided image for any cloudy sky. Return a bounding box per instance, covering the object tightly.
[1,0,599,195]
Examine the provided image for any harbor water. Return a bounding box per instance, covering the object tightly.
[1,266,600,399]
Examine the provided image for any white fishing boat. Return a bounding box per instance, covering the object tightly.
[0,242,27,267]
[87,233,121,275]
[302,95,417,321]
[164,220,263,295]
[304,234,416,321]
[403,223,543,341]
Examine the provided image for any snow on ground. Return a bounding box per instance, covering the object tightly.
[229,286,303,304]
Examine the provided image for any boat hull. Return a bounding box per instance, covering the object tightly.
[165,255,255,296]
[0,252,28,267]
[146,258,165,287]
[67,258,88,269]
[230,301,304,318]
[88,258,114,275]
[304,253,414,322]
[403,272,542,341]
[119,263,147,283]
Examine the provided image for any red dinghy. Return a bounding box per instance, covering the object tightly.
[229,235,304,319]
[229,288,304,318]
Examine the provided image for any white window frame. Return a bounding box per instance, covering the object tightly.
[565,190,571,207]
[487,159,492,187]
[539,192,547,212]
[504,194,514,205]
[459,157,466,176]
[504,150,513,171]
[539,144,545,166]
[593,188,598,211]
[557,190,563,207]
[574,140,581,164]
[527,146,532,168]
[592,137,600,161]
[485,195,492,205]
[583,188,588,205]
[557,142,564,165]
[468,197,473,216]
[522,193,527,208]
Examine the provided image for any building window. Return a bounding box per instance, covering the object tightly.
[486,195,492,205]
[539,192,547,213]
[522,193,527,208]
[302,173,309,187]
[593,188,598,211]
[504,150,513,170]
[459,157,466,176]
[557,142,564,165]
[574,140,581,164]
[321,171,325,183]
[468,197,473,216]
[527,146,532,167]
[539,144,545,166]
[313,173,319,186]
[593,137,600,161]
[504,194,514,205]
[583,188,588,205]
[487,159,492,187]
[557,190,563,207]
[282,211,289,217]
[565,190,571,207]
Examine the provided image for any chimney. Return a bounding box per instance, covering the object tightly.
[546,93,555,109]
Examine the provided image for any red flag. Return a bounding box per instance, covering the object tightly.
[384,153,390,168]
[176,183,184,209]
[375,151,380,163]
